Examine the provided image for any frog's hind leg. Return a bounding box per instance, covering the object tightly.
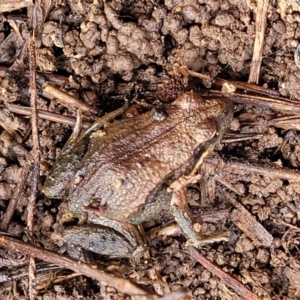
[63,224,139,259]
[86,215,147,259]
[170,189,229,247]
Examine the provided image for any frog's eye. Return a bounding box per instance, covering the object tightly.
[151,107,167,122]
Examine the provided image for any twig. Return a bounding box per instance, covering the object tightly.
[268,115,300,131]
[274,219,300,232]
[187,69,281,97]
[248,0,269,84]
[189,247,263,300]
[0,0,33,12]
[0,234,187,299]
[223,133,263,143]
[210,90,300,114]
[222,191,273,247]
[0,65,70,86]
[7,104,92,129]
[0,234,151,297]
[42,83,98,115]
[0,263,61,284]
[206,156,300,182]
[28,36,39,300]
[28,37,39,238]
[0,163,31,231]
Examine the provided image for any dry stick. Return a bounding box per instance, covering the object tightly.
[0,65,70,87]
[210,90,300,115]
[223,133,263,143]
[214,78,280,98]
[0,0,33,12]
[0,236,187,300]
[206,156,300,182]
[223,191,273,247]
[269,115,300,131]
[0,64,97,117]
[0,263,62,285]
[28,36,39,300]
[248,0,269,84]
[8,104,92,129]
[42,83,98,115]
[0,234,150,298]
[189,247,263,300]
[187,69,281,98]
[0,164,31,231]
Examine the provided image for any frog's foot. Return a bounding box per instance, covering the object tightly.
[170,189,229,247]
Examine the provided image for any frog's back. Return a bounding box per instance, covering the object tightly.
[68,92,227,222]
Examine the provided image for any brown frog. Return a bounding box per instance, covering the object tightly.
[43,92,233,259]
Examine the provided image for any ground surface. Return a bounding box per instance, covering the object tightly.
[1,0,300,299]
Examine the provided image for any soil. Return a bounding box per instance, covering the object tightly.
[1,0,300,299]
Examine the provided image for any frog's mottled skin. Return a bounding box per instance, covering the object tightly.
[44,92,233,258]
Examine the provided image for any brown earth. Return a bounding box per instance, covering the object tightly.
[1,0,300,299]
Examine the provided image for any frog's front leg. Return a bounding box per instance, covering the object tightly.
[170,189,229,247]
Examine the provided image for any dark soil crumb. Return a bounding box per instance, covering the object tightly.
[1,0,300,299]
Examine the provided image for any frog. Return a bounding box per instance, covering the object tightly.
[43,91,233,259]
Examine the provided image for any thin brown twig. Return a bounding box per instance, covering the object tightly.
[189,247,263,300]
[187,69,281,98]
[0,163,31,231]
[0,234,187,300]
[210,90,300,114]
[223,133,263,143]
[206,156,300,182]
[214,78,281,97]
[28,35,39,300]
[248,0,269,84]
[223,191,273,247]
[42,83,98,115]
[269,115,300,131]
[0,65,70,86]
[0,0,33,12]
[28,37,39,238]
[0,234,150,297]
[8,103,92,129]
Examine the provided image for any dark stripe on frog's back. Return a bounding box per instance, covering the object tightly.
[68,98,220,221]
